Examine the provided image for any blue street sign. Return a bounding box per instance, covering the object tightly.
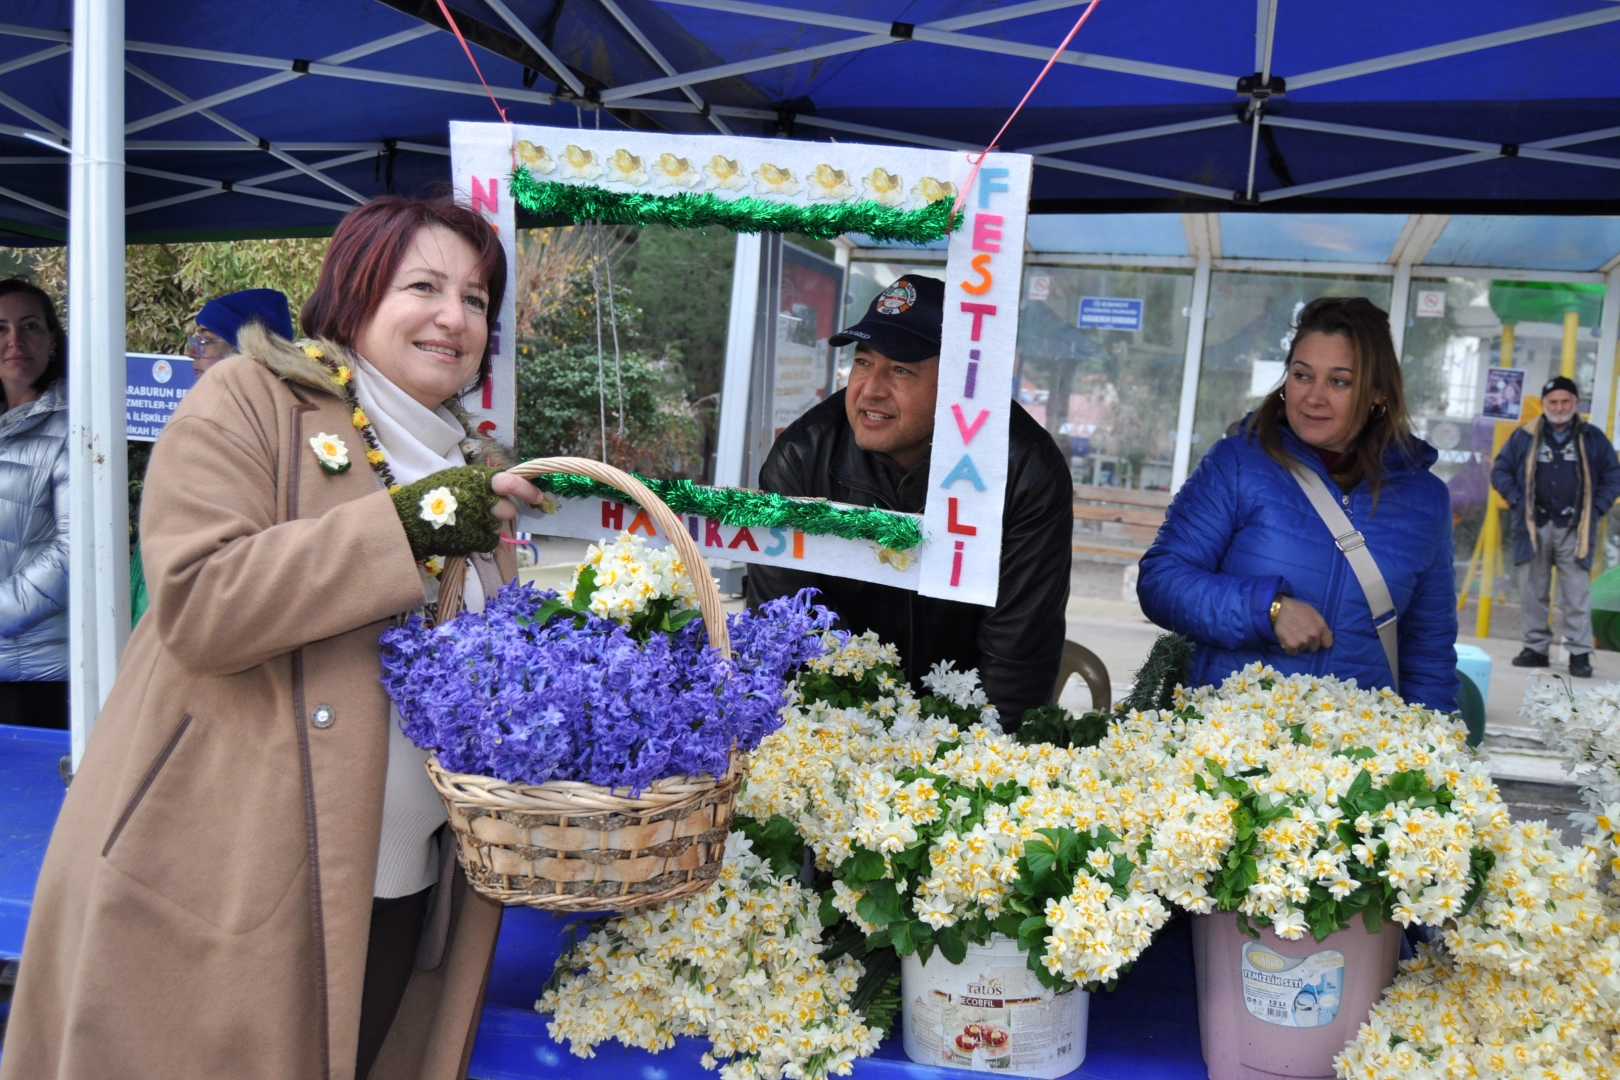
[1078,296,1144,331]
[126,353,197,442]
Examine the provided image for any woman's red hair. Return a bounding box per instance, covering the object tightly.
[301,195,506,386]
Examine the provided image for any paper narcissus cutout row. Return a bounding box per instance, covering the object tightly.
[508,132,963,243]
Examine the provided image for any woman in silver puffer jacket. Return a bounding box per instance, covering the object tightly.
[0,278,68,729]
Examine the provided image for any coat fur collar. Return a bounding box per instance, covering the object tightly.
[236,323,514,468]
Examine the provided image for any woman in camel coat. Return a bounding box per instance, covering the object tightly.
[3,196,544,1080]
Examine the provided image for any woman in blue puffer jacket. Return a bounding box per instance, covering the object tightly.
[1139,296,1458,711]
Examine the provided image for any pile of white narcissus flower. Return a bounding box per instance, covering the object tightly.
[559,531,700,622]
[537,833,881,1080]
[742,631,1175,986]
[1524,677,1620,833]
[1145,669,1496,935]
[1333,678,1620,1080]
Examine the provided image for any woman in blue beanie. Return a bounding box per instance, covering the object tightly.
[187,287,295,374]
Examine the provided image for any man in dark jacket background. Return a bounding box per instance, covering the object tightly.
[1490,375,1620,677]
[745,275,1073,727]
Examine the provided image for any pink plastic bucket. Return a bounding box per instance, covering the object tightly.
[1192,913,1401,1080]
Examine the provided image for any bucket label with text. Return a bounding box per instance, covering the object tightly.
[1240,943,1344,1028]
[907,967,1080,1073]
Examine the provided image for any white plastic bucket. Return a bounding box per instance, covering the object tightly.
[900,934,1088,1078]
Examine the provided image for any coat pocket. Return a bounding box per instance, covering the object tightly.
[102,712,309,935]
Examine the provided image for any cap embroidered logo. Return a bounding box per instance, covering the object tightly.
[875,280,917,316]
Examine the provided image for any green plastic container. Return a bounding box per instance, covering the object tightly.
[1592,565,1620,652]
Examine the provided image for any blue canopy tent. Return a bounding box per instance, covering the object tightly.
[1,3,1619,1075]
[3,0,1620,245]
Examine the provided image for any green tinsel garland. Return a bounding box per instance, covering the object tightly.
[509,169,962,243]
[531,473,924,552]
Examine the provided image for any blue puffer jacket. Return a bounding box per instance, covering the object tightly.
[1138,425,1459,711]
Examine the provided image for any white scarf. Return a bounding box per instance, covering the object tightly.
[351,355,480,898]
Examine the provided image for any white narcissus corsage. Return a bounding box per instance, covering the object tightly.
[419,487,458,529]
[308,433,350,473]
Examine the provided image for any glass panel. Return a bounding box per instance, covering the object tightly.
[1018,264,1192,557]
[1217,214,1408,264]
[1025,214,1189,257]
[1191,271,1394,468]
[1401,277,1609,608]
[1424,216,1620,273]
[1017,264,1192,492]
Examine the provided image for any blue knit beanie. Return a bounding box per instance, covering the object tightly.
[196,289,295,347]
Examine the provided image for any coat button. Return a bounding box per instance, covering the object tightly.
[311,704,335,729]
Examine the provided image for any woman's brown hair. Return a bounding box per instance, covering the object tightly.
[1244,296,1411,502]
[300,195,506,387]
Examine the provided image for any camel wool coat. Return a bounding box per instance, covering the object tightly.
[2,326,515,1080]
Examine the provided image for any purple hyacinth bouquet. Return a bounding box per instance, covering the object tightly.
[379,534,836,793]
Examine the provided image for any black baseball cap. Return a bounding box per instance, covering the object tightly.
[830,275,944,364]
[1542,375,1580,398]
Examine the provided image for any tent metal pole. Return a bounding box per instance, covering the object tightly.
[601,32,892,102]
[0,185,65,217]
[1267,115,1620,171]
[1287,7,1620,91]
[1035,154,1233,199]
[595,0,731,134]
[67,0,129,770]
[1244,104,1263,201]
[1595,268,1620,439]
[123,28,462,135]
[0,21,70,43]
[1258,152,1496,202]
[1388,262,1413,360]
[0,44,71,79]
[0,121,67,147]
[125,62,366,204]
[0,89,68,137]
[715,233,763,488]
[1019,115,1237,156]
[481,0,587,97]
[1171,254,1212,493]
[1257,0,1278,81]
[608,0,1231,102]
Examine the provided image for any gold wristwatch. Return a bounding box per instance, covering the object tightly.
[1269,597,1284,625]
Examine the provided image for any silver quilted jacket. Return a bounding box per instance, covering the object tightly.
[0,379,68,681]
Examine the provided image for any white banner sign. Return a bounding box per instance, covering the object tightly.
[920,154,1033,606]
[449,121,519,444]
[515,497,924,590]
[449,122,1033,605]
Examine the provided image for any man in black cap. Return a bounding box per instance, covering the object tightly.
[744,275,1073,726]
[1491,375,1620,677]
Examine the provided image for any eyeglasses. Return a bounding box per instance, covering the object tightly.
[185,334,229,358]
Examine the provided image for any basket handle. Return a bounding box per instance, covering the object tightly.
[504,457,731,658]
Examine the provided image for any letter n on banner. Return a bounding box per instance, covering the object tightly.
[449,121,517,440]
[917,153,1033,606]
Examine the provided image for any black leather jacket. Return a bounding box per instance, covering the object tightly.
[745,390,1072,725]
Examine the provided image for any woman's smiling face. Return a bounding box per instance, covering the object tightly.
[1284,330,1370,453]
[353,224,490,409]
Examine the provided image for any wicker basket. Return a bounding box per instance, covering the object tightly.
[425,456,739,913]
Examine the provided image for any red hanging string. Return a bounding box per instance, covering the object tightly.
[951,0,1104,219]
[434,0,510,124]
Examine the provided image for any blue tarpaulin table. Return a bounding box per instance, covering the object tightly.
[0,724,1209,1079]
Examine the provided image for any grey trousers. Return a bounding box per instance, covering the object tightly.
[1521,521,1594,655]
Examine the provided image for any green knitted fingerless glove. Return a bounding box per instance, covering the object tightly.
[391,465,502,560]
